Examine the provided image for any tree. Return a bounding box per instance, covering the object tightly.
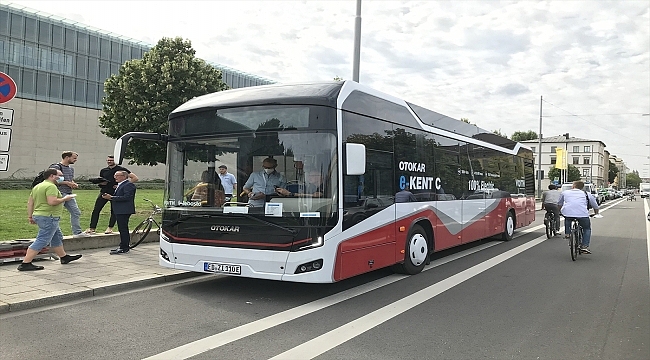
[460,118,471,124]
[511,130,538,142]
[548,164,581,183]
[333,76,344,81]
[492,129,507,138]
[100,37,229,165]
[608,160,619,183]
[626,172,641,188]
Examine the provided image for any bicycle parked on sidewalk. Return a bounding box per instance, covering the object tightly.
[129,198,161,249]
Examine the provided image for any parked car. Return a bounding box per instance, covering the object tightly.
[560,183,602,205]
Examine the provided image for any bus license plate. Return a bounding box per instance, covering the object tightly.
[204,262,241,275]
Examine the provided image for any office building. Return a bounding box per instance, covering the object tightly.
[0,3,274,179]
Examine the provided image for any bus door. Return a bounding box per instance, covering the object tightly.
[460,143,486,243]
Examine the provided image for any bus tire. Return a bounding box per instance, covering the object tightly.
[501,211,515,241]
[393,225,428,275]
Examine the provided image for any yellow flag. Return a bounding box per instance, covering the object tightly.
[555,148,567,169]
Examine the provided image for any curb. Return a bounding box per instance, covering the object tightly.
[0,271,204,314]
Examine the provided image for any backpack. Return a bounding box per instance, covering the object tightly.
[31,164,62,188]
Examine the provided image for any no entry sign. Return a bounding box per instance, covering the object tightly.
[0,72,17,104]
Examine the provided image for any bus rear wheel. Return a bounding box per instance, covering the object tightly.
[393,225,428,275]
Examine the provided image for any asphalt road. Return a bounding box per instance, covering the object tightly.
[1,198,648,360]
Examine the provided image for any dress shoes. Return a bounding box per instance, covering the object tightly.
[110,248,130,255]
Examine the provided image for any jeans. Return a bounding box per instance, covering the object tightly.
[564,217,592,247]
[62,195,82,235]
[89,194,115,229]
[544,203,560,231]
[30,215,64,250]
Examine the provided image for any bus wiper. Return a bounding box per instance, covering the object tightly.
[164,213,297,235]
[164,213,211,228]
[236,214,298,235]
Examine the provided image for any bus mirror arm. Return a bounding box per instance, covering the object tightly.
[113,132,169,165]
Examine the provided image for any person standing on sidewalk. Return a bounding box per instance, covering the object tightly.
[218,165,237,201]
[102,171,136,254]
[50,151,88,238]
[20,168,83,271]
[85,155,138,235]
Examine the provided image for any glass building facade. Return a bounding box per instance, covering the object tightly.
[0,3,275,110]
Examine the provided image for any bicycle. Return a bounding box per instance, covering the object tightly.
[543,209,559,239]
[563,214,596,261]
[129,198,162,249]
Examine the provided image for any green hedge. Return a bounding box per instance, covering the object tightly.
[0,178,165,190]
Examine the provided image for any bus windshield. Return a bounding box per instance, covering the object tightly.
[164,131,338,219]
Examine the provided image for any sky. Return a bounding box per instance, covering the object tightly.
[6,0,650,175]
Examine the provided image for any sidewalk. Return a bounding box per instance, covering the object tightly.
[0,242,201,314]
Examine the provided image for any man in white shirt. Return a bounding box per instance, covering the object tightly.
[557,181,599,254]
[218,165,237,201]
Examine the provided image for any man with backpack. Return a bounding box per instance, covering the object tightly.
[50,151,89,238]
[558,181,600,254]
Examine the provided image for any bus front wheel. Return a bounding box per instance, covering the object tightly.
[501,211,515,241]
[393,225,428,275]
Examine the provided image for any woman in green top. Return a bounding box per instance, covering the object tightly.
[19,168,82,271]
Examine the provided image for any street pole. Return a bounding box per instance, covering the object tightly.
[352,0,362,82]
[537,96,542,198]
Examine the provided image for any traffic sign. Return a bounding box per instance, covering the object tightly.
[0,154,7,171]
[0,72,17,104]
[0,127,11,152]
[0,107,14,126]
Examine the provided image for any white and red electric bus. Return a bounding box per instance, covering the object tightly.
[114,81,536,283]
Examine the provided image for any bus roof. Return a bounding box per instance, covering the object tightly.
[170,82,344,118]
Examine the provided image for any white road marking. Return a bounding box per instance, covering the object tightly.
[147,200,627,360]
[270,235,547,360]
[641,199,650,288]
[143,242,498,360]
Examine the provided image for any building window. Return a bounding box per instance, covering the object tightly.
[573,157,579,164]
[583,169,590,177]
[550,146,557,152]
[550,157,556,165]
[583,157,590,165]
[584,146,590,152]
[531,146,536,152]
[573,146,579,152]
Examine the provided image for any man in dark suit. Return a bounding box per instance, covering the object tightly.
[102,171,136,254]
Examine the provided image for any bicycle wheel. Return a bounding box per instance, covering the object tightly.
[569,230,576,261]
[130,219,152,249]
[545,215,553,239]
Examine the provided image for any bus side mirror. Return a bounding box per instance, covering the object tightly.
[345,143,366,175]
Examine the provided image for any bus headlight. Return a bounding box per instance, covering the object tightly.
[294,236,324,251]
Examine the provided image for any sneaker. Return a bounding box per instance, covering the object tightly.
[73,233,91,238]
[17,262,45,271]
[110,248,129,255]
[580,247,592,254]
[60,254,82,264]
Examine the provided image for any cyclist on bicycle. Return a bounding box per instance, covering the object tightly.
[558,181,599,254]
[541,184,561,234]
